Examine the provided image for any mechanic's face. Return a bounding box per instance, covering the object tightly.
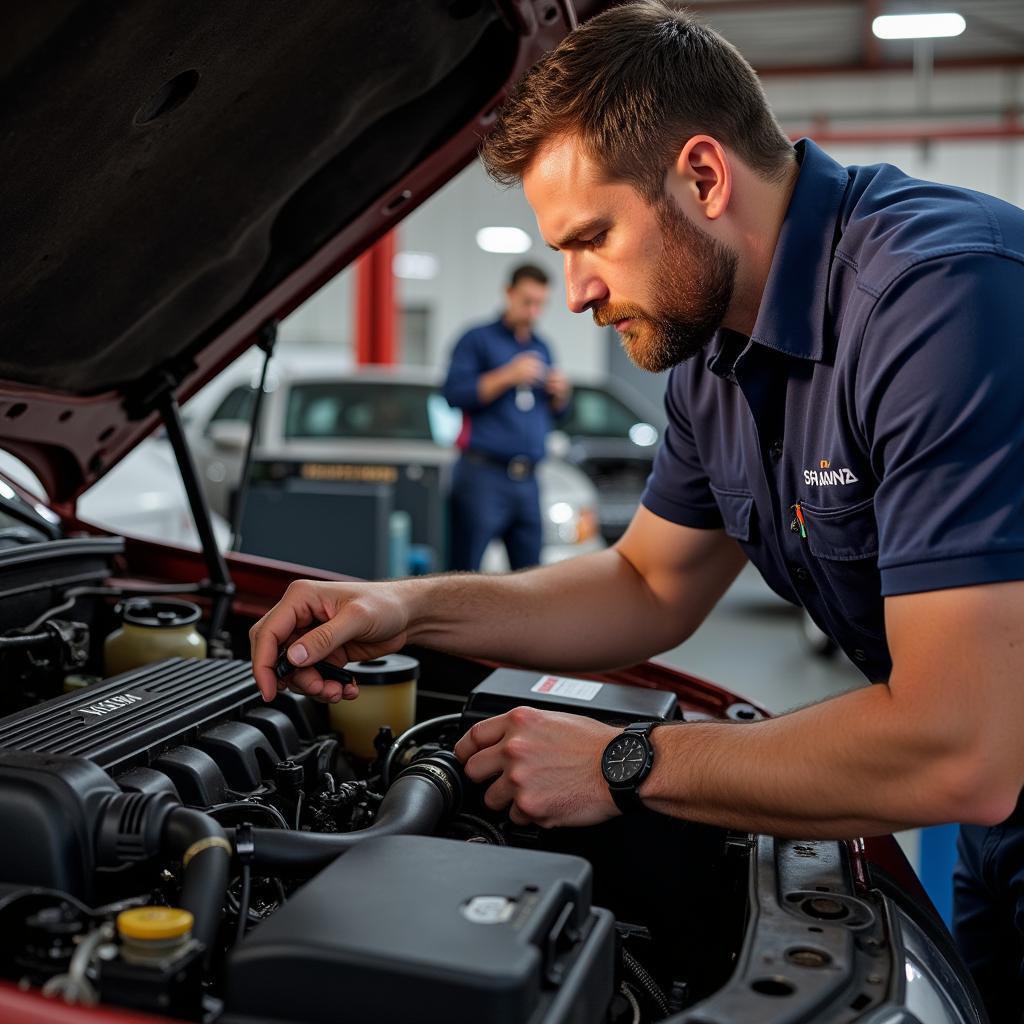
[524,137,737,372]
[504,279,549,334]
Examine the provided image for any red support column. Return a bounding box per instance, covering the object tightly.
[354,231,398,365]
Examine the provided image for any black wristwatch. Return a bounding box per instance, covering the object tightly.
[601,721,660,813]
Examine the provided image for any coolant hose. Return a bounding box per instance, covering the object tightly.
[231,753,463,874]
[162,807,231,962]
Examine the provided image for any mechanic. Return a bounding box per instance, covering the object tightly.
[441,263,571,571]
[250,3,1024,1016]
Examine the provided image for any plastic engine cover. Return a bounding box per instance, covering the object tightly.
[0,750,118,902]
[225,834,615,1024]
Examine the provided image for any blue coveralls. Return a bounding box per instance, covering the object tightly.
[442,318,559,571]
[640,139,1024,1019]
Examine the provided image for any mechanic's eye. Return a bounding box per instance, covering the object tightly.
[586,231,607,248]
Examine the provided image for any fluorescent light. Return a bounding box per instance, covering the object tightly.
[476,226,532,254]
[393,251,439,280]
[872,12,965,39]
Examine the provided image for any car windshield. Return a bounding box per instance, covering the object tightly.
[560,386,644,439]
[284,381,462,445]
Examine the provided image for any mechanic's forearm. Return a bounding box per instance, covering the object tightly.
[640,681,1007,837]
[476,365,515,405]
[400,549,689,672]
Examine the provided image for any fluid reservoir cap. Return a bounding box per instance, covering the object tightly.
[117,907,194,940]
[121,598,201,629]
[343,654,420,685]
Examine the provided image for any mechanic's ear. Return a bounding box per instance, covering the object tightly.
[670,135,732,221]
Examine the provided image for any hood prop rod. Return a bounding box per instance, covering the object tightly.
[229,320,278,553]
[155,384,235,656]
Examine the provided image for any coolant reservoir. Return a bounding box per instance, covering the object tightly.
[104,598,207,675]
[328,654,419,759]
[117,907,194,964]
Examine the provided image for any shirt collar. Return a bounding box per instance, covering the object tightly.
[709,139,849,378]
[751,139,850,361]
[494,316,537,345]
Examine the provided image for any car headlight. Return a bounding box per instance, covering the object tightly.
[545,503,599,545]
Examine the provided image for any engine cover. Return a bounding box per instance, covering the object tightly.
[0,750,118,902]
[225,834,615,1024]
[0,658,317,802]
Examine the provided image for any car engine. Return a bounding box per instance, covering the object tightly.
[0,537,934,1024]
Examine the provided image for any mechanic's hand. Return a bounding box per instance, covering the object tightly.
[454,706,620,828]
[545,369,571,408]
[506,352,547,387]
[250,579,411,703]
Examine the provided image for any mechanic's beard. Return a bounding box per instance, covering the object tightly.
[594,201,737,373]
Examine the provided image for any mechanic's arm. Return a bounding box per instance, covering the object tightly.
[545,367,572,413]
[456,580,1024,834]
[249,506,746,701]
[476,351,547,405]
[640,582,1024,836]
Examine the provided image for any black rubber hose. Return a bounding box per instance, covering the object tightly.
[621,949,671,1019]
[162,807,231,963]
[382,713,463,787]
[0,631,51,648]
[231,760,460,874]
[235,863,252,946]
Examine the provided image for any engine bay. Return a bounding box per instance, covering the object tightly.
[0,536,911,1024]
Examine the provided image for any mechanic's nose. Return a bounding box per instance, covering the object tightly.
[565,257,607,315]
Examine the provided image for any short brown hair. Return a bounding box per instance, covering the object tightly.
[481,1,794,203]
[509,263,550,288]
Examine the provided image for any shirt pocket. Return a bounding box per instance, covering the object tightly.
[800,497,885,639]
[709,485,754,543]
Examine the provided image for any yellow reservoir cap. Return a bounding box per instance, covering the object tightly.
[117,907,194,941]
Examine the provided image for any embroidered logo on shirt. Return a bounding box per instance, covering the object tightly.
[804,459,858,486]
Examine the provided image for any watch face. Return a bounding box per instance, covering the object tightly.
[602,735,647,783]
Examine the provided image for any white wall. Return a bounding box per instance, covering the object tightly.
[278,266,355,350]
[765,66,1024,206]
[394,164,608,380]
[279,64,1023,372]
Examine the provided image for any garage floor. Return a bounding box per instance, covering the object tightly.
[653,563,864,713]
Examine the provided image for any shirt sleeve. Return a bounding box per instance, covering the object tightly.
[442,330,485,412]
[538,340,571,423]
[640,367,724,529]
[858,251,1024,596]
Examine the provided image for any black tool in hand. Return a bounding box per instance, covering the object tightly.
[274,648,355,686]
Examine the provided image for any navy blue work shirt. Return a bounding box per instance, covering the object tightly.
[443,318,559,464]
[641,139,1024,681]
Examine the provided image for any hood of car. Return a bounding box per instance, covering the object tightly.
[0,1,578,506]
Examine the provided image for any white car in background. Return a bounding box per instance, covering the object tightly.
[182,345,604,574]
[0,441,231,551]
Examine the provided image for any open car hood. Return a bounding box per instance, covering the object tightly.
[0,1,577,507]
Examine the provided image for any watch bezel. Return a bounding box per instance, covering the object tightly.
[601,722,658,812]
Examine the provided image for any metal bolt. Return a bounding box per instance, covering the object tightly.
[786,948,832,968]
[804,896,849,920]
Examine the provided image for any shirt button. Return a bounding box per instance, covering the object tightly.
[768,438,784,460]
[853,649,867,663]
[793,566,810,582]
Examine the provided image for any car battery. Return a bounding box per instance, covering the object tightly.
[225,834,615,1024]
[461,667,680,731]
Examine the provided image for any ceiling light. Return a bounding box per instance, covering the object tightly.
[393,251,439,280]
[872,12,965,39]
[476,226,532,254]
